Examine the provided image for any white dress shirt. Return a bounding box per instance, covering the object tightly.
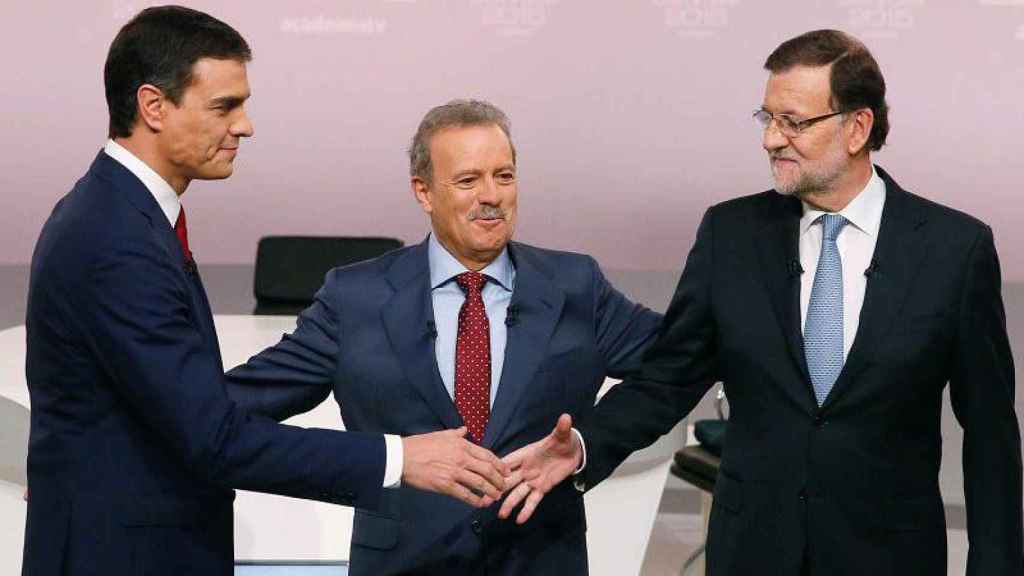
[799,166,886,360]
[104,140,180,226]
[103,140,403,487]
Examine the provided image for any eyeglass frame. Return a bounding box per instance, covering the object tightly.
[752,108,847,138]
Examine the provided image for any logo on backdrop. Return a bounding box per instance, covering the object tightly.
[472,0,561,37]
[652,0,741,39]
[838,0,925,39]
[280,16,389,36]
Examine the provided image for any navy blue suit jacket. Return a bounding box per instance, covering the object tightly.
[23,151,386,576]
[576,167,1022,576]
[226,238,662,575]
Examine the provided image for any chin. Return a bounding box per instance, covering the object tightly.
[198,166,235,181]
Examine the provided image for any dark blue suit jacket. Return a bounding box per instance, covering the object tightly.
[576,167,1022,576]
[226,238,662,575]
[23,151,386,576]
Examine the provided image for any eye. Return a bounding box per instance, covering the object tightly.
[496,171,516,184]
[456,176,477,187]
[778,115,800,132]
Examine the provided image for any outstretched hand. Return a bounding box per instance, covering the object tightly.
[498,413,582,524]
[402,427,510,508]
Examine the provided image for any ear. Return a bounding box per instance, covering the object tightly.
[136,84,167,133]
[412,176,433,214]
[845,108,874,155]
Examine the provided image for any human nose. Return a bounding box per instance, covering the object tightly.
[231,108,254,138]
[476,175,500,205]
[762,119,788,153]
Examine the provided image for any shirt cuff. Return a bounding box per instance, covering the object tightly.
[382,434,403,488]
[571,428,587,474]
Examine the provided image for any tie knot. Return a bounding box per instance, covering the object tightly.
[456,271,487,294]
[817,213,848,242]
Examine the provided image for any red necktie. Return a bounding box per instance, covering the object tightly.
[174,207,193,262]
[454,271,491,443]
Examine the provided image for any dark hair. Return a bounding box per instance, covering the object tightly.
[104,5,251,138]
[764,29,889,151]
[409,99,516,184]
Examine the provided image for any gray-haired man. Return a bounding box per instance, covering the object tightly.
[226,100,662,575]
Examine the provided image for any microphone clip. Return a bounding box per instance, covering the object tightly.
[505,304,519,327]
[864,259,880,278]
[788,259,803,278]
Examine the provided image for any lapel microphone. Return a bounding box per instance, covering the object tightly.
[505,304,519,327]
[182,260,197,277]
[425,320,437,339]
[864,259,880,278]
[788,259,804,278]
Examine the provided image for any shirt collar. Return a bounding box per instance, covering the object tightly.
[103,139,180,227]
[800,165,886,237]
[428,233,515,292]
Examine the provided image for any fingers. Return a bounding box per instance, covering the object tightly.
[516,486,546,525]
[454,466,503,501]
[465,441,511,477]
[445,478,487,508]
[498,478,533,519]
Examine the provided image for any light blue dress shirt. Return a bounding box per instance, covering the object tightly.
[428,233,515,407]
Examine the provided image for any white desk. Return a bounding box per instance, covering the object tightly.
[0,315,678,576]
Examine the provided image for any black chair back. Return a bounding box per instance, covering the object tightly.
[253,236,403,315]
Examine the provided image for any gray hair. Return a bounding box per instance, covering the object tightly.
[408,99,516,184]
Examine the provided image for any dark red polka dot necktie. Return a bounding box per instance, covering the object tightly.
[454,271,491,443]
[174,206,193,263]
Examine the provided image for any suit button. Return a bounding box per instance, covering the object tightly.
[471,519,482,534]
[813,415,825,428]
[798,489,807,502]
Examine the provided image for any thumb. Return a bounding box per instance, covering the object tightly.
[553,413,573,442]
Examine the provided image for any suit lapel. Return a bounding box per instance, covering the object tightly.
[481,243,565,449]
[381,241,463,430]
[93,151,221,356]
[753,193,818,410]
[822,167,929,410]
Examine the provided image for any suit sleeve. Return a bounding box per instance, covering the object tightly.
[577,208,719,488]
[225,271,344,421]
[587,256,662,379]
[948,225,1023,575]
[80,242,385,509]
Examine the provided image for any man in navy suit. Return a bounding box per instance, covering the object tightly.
[502,30,1022,575]
[225,99,662,575]
[23,7,507,576]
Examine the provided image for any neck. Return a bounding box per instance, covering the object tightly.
[802,156,872,213]
[114,135,190,196]
[433,234,497,272]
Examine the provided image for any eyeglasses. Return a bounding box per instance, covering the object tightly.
[753,109,845,138]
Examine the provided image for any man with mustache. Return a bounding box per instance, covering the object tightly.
[23,9,509,575]
[225,99,662,575]
[502,30,1021,575]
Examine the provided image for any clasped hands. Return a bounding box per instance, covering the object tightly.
[401,413,581,524]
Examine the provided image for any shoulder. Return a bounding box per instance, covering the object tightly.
[34,167,155,273]
[318,243,419,294]
[510,241,600,273]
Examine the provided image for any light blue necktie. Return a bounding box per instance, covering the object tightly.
[804,214,848,406]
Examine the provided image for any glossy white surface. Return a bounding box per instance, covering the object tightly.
[0,315,674,574]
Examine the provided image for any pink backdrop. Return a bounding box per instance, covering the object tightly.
[2,1,1022,278]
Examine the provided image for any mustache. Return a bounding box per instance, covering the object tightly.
[469,205,506,221]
